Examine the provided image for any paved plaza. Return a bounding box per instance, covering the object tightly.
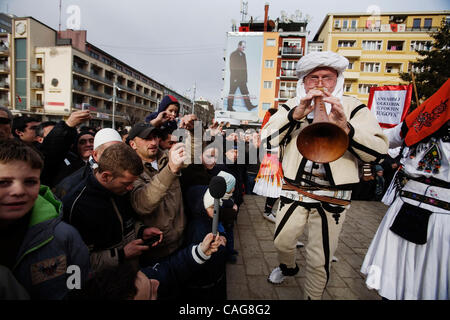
[226,195,389,300]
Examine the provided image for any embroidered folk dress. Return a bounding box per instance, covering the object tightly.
[361,122,449,300]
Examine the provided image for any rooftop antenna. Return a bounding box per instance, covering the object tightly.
[240,0,248,22]
[58,0,62,32]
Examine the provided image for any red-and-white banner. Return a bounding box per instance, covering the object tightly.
[368,84,412,128]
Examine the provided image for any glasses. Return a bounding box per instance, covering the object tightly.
[305,75,337,86]
[78,138,94,145]
[0,117,11,125]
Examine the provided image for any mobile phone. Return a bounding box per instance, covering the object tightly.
[142,235,160,246]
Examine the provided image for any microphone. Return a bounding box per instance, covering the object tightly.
[209,176,227,235]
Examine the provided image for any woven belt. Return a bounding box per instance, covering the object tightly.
[400,190,450,211]
[283,182,351,206]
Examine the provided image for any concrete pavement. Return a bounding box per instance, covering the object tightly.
[226,194,389,300]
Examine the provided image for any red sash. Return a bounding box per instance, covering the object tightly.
[404,79,450,146]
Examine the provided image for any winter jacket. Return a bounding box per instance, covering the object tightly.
[12,186,90,300]
[262,96,389,188]
[141,242,213,300]
[182,185,228,300]
[53,162,91,200]
[145,95,179,131]
[62,171,146,273]
[39,121,78,188]
[130,149,186,263]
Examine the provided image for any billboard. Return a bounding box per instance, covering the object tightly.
[223,32,263,115]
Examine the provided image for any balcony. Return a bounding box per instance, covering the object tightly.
[0,81,10,89]
[31,100,43,108]
[0,47,9,55]
[280,46,303,57]
[279,90,296,99]
[0,64,9,73]
[337,49,361,58]
[31,82,44,90]
[280,69,297,79]
[343,71,360,79]
[0,99,10,106]
[30,64,43,72]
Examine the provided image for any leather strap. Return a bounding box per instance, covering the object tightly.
[283,182,351,206]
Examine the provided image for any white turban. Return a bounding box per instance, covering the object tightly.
[294,51,349,117]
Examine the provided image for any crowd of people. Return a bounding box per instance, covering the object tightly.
[0,50,448,301]
[0,95,264,300]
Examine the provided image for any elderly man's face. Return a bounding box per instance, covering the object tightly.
[303,67,338,94]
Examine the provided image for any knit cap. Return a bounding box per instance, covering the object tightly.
[217,171,236,193]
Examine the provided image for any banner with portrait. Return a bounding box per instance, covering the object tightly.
[222,32,263,114]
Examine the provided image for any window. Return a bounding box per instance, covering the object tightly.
[387,40,404,51]
[424,18,432,29]
[446,16,450,26]
[362,40,382,51]
[262,103,271,110]
[279,81,296,99]
[344,83,352,92]
[281,60,297,77]
[334,19,341,28]
[338,40,356,47]
[348,61,354,70]
[282,40,302,55]
[413,18,421,29]
[263,81,272,89]
[265,60,274,68]
[351,20,358,29]
[342,20,348,29]
[410,41,432,51]
[266,39,276,47]
[358,83,377,94]
[15,38,27,110]
[361,62,380,73]
[101,57,111,65]
[89,51,99,59]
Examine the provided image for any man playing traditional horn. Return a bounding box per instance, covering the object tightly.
[262,51,388,300]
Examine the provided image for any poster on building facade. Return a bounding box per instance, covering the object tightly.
[222,32,263,114]
[368,84,412,128]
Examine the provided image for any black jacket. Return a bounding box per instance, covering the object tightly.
[62,171,144,272]
[39,121,79,188]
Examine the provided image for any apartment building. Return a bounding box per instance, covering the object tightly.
[313,11,450,104]
[222,5,308,123]
[1,14,212,128]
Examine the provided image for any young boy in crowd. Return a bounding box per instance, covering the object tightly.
[0,139,90,299]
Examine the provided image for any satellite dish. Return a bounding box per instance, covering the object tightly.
[49,48,58,56]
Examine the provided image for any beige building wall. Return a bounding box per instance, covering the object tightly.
[315,11,449,104]
[259,32,279,119]
[36,46,72,115]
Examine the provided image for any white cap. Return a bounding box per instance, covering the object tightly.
[93,128,122,150]
[295,51,349,80]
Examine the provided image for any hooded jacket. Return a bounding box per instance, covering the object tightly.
[145,95,180,131]
[12,185,90,300]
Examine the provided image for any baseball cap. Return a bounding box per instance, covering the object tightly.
[126,123,160,144]
[94,128,122,150]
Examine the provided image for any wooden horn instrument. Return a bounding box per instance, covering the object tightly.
[296,92,349,163]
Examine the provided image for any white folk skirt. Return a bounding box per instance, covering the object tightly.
[361,180,450,300]
[253,153,284,198]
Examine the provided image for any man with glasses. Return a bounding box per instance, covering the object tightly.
[0,106,13,141]
[262,51,388,299]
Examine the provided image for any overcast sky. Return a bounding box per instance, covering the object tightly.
[2,0,449,105]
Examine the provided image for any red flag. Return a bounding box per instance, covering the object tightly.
[404,79,450,146]
[16,94,22,103]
